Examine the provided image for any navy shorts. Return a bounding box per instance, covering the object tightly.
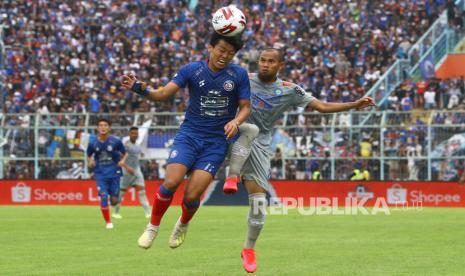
[95,176,120,198]
[167,132,228,176]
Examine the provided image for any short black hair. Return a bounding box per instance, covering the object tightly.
[97,118,111,126]
[261,47,285,62]
[129,126,138,131]
[209,31,244,52]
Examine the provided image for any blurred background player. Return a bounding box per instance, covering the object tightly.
[113,126,151,219]
[222,48,375,273]
[121,32,251,250]
[86,118,127,229]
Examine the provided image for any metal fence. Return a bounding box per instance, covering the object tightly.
[1,111,464,181]
[364,6,465,108]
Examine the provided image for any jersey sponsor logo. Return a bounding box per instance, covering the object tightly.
[274,88,283,96]
[295,86,306,97]
[207,90,221,96]
[223,80,234,91]
[170,150,178,159]
[199,80,205,87]
[201,96,228,108]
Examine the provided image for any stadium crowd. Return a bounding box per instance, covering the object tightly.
[1,0,464,180]
[2,0,463,115]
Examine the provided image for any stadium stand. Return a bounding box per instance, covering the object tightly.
[0,0,464,181]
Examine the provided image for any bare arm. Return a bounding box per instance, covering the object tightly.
[309,96,376,113]
[224,99,251,139]
[145,82,180,101]
[118,152,128,168]
[121,74,180,101]
[87,156,95,168]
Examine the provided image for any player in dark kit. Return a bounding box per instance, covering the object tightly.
[121,32,251,249]
[86,118,127,229]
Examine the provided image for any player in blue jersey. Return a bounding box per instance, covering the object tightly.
[86,118,128,229]
[121,32,251,249]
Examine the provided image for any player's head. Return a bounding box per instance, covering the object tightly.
[129,126,138,142]
[97,118,111,136]
[207,32,244,72]
[257,48,285,83]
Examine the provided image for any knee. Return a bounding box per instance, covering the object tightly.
[99,193,109,206]
[239,123,259,140]
[183,192,201,204]
[163,177,181,191]
[110,196,118,206]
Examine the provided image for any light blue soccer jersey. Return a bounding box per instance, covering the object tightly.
[172,61,250,142]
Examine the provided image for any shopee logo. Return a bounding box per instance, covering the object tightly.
[11,183,31,202]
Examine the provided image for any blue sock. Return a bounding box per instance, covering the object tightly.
[159,185,174,197]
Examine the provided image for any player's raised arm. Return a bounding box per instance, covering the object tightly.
[120,73,180,101]
[309,96,376,113]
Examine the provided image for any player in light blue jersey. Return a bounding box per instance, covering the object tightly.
[86,118,127,229]
[121,32,251,250]
[223,48,375,273]
[113,126,151,219]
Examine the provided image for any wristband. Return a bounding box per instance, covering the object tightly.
[131,81,150,97]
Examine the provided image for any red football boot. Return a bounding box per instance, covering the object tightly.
[223,176,238,194]
[241,248,257,273]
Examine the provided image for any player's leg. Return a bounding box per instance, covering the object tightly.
[113,187,127,219]
[242,180,267,272]
[169,139,227,248]
[113,174,132,218]
[138,163,188,249]
[107,177,121,227]
[134,184,150,218]
[168,169,213,249]
[132,169,150,217]
[224,123,259,194]
[138,134,197,249]
[240,145,271,273]
[96,177,113,229]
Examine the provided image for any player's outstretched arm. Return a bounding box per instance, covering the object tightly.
[309,96,376,113]
[224,99,251,139]
[121,74,180,101]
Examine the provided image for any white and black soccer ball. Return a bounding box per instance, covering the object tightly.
[212,6,246,37]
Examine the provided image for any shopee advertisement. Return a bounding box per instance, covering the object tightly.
[1,180,465,207]
[270,181,465,207]
[0,180,187,205]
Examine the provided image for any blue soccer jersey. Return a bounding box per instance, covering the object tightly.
[86,135,126,178]
[172,61,251,142]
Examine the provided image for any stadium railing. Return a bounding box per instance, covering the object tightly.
[1,111,464,181]
[360,3,464,125]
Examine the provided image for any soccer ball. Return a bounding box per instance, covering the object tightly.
[212,6,246,37]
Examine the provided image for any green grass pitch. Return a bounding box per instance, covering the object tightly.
[1,206,465,275]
